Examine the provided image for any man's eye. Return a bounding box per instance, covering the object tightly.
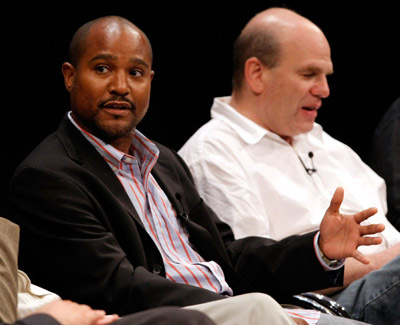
[130,69,144,77]
[96,66,109,73]
[303,72,316,78]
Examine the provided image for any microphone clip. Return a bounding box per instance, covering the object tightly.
[175,193,189,224]
[297,151,317,176]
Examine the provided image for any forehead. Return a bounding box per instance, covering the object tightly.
[279,26,333,73]
[81,21,152,64]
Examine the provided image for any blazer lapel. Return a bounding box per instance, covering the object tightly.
[56,116,145,229]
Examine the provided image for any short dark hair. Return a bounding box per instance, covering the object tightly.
[68,16,153,67]
[232,26,280,91]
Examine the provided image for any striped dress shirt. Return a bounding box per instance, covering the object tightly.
[68,113,232,295]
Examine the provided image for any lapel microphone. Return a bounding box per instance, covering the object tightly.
[297,151,317,175]
[175,193,189,224]
[306,152,317,175]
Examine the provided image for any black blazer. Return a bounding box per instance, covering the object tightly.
[8,115,342,315]
[1,314,60,325]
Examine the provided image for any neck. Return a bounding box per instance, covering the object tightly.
[108,132,136,154]
[229,91,262,125]
[280,135,293,145]
[231,92,294,145]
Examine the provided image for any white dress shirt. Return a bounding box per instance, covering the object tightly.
[179,96,400,255]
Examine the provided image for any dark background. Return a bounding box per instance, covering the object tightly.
[2,1,399,214]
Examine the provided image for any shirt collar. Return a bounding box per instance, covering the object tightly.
[67,111,159,171]
[211,96,323,145]
[211,97,281,144]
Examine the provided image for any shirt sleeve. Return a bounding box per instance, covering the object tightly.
[313,232,345,271]
[0,217,19,324]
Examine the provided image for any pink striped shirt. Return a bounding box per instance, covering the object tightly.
[68,113,232,295]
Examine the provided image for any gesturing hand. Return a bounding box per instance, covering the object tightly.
[319,187,385,264]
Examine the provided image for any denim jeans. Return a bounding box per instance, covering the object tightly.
[333,254,400,324]
[318,313,370,324]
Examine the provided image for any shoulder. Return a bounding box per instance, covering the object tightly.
[309,123,354,152]
[153,141,193,179]
[179,119,242,167]
[14,116,103,176]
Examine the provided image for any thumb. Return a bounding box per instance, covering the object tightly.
[328,187,344,213]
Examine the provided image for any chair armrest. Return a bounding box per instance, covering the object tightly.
[283,292,351,319]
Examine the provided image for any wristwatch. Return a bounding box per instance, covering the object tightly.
[319,248,339,267]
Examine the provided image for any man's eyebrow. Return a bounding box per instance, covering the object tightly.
[90,54,117,62]
[129,58,150,68]
[89,54,150,68]
[299,65,334,75]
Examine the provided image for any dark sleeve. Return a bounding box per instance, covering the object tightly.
[370,97,400,230]
[187,195,343,301]
[6,314,60,325]
[227,231,343,300]
[8,166,224,316]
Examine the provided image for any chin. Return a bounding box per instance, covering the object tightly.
[93,120,136,141]
[300,123,315,134]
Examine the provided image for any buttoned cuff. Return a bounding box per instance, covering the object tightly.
[314,232,345,271]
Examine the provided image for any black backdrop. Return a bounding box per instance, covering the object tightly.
[2,1,399,214]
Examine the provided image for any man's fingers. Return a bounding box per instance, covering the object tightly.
[328,187,344,213]
[360,223,385,236]
[354,207,378,224]
[94,314,120,325]
[358,235,383,246]
[351,250,370,265]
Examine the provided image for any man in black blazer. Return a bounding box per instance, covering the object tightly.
[8,15,383,324]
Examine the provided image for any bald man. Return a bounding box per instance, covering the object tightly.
[180,7,400,324]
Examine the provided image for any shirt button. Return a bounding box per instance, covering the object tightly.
[152,264,163,275]
[124,157,132,163]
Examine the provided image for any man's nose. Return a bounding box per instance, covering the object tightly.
[311,76,330,98]
[109,71,129,96]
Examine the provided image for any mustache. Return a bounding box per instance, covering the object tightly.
[98,96,136,110]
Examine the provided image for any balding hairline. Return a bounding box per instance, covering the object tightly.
[232,19,281,91]
[231,7,325,92]
[68,16,153,67]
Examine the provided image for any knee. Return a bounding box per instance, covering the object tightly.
[239,293,293,324]
[164,308,216,324]
[244,292,280,309]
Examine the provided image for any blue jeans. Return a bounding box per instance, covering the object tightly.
[333,254,400,324]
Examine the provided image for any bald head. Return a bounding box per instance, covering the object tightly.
[245,8,320,32]
[69,16,153,67]
[232,8,327,91]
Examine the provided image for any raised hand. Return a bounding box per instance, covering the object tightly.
[319,187,385,264]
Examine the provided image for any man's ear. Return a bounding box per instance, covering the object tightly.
[244,57,266,94]
[61,62,76,92]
